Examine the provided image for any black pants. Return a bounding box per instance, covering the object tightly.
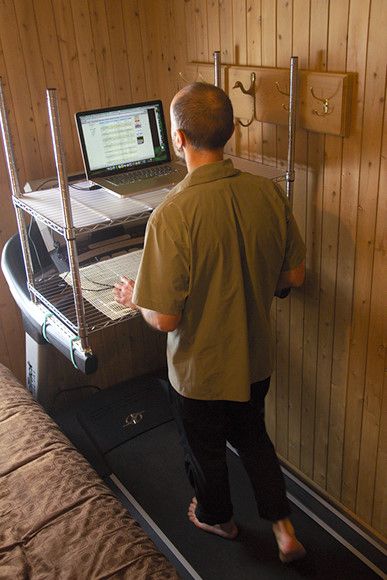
[169,378,290,525]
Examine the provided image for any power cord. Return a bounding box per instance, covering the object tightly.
[70,184,102,191]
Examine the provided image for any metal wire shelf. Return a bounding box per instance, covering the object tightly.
[13,192,154,237]
[31,272,139,335]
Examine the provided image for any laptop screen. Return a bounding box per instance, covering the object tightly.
[75,100,171,179]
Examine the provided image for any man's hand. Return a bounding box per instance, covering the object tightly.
[113,276,181,332]
[276,260,305,293]
[113,276,138,310]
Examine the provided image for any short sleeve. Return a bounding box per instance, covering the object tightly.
[132,203,190,315]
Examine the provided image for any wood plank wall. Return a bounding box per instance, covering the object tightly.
[0,0,385,540]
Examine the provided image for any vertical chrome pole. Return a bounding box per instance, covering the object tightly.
[286,56,298,206]
[46,88,90,353]
[0,77,36,301]
[213,50,221,87]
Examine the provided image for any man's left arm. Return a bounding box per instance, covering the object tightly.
[114,276,181,332]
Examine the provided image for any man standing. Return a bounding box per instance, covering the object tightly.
[114,83,306,563]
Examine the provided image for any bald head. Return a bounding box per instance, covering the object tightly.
[171,82,234,151]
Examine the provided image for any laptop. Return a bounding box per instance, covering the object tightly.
[75,100,187,197]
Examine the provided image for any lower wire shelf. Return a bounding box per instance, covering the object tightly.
[31,272,139,336]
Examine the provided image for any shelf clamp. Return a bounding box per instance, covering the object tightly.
[69,335,81,370]
[42,312,53,343]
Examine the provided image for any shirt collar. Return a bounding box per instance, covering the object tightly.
[175,158,240,190]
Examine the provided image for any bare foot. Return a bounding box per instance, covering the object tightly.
[188,497,238,539]
[273,518,306,563]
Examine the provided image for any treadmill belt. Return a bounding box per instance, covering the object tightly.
[104,420,379,580]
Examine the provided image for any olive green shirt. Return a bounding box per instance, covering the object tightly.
[132,159,305,401]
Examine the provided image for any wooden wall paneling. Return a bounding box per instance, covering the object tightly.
[194,0,209,63]
[87,0,116,107]
[13,1,54,177]
[287,0,310,468]
[292,0,309,70]
[260,0,276,166]
[232,0,248,158]
[246,0,263,163]
[356,134,386,525]
[251,1,276,442]
[0,35,26,382]
[372,369,387,536]
[246,0,261,67]
[288,170,307,468]
[154,1,179,109]
[352,0,387,524]
[312,132,342,488]
[300,140,323,481]
[369,77,387,536]
[0,161,24,381]
[259,0,277,441]
[326,0,370,500]
[0,201,24,381]
[51,0,87,169]
[34,0,81,173]
[0,296,25,387]
[69,0,101,113]
[274,0,293,460]
[219,0,234,65]
[232,0,247,66]
[341,0,386,512]
[0,39,26,184]
[0,274,24,378]
[0,306,15,377]
[300,0,328,480]
[219,0,236,156]
[104,0,133,106]
[170,0,189,97]
[275,0,292,171]
[138,1,163,100]
[0,0,43,180]
[207,0,220,58]
[260,0,275,68]
[121,0,148,102]
[312,0,349,490]
[158,0,182,108]
[274,295,290,459]
[184,0,198,63]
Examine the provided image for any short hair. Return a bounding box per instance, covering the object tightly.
[171,82,234,150]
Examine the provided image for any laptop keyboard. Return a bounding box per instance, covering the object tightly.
[106,165,178,186]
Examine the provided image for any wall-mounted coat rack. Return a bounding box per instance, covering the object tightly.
[179,52,299,204]
[180,62,354,137]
